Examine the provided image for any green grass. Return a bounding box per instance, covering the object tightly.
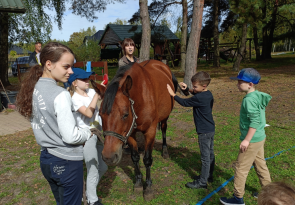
[2,55,295,204]
[89,110,295,205]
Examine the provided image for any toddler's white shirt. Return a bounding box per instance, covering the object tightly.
[72,88,102,129]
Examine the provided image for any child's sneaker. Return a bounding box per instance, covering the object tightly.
[253,192,258,199]
[219,195,245,205]
[185,180,207,189]
[193,175,213,183]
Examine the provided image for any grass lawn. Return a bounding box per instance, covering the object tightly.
[1,55,295,205]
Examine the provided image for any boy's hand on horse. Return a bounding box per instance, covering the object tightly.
[179,82,187,90]
[167,84,176,97]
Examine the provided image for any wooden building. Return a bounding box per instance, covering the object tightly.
[98,24,181,66]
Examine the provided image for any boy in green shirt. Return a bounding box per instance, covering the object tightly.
[220,68,272,205]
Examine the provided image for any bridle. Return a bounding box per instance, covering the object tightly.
[103,98,138,144]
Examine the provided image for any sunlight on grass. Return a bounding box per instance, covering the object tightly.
[2,56,295,204]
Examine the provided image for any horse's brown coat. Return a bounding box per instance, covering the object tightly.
[91,60,176,200]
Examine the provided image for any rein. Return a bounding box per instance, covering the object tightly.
[103,98,138,144]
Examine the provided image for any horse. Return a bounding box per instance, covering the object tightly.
[91,60,178,200]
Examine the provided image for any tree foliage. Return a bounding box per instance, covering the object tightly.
[104,18,130,29]
[227,0,295,61]
[202,0,230,37]
[8,0,125,44]
[69,40,101,62]
[1,0,125,86]
[69,26,97,47]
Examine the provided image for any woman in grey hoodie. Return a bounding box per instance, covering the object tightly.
[17,42,92,205]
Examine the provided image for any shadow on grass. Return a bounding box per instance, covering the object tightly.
[96,138,259,201]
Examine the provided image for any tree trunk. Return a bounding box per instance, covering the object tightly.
[0,13,10,86]
[139,0,151,62]
[253,25,260,61]
[261,0,278,60]
[261,25,268,59]
[213,0,220,67]
[183,0,204,88]
[180,0,188,71]
[265,0,278,59]
[233,23,247,71]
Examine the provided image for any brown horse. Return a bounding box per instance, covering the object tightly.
[91,60,178,200]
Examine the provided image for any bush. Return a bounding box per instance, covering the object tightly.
[10,50,17,57]
[69,40,101,62]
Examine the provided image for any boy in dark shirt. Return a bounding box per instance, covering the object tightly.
[167,71,215,189]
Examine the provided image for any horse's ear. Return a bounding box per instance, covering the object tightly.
[90,80,106,99]
[122,75,132,96]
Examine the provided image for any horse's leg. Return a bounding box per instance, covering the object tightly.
[161,118,169,159]
[128,134,143,194]
[143,126,156,201]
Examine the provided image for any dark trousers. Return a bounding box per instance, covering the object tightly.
[40,150,83,205]
[198,132,215,186]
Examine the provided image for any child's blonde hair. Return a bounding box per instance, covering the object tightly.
[258,181,295,205]
[68,80,76,96]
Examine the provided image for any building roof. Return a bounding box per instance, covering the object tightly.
[83,30,105,43]
[8,45,32,55]
[83,30,118,48]
[99,24,179,45]
[0,0,26,13]
[92,30,104,41]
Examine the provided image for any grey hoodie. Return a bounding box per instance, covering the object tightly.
[31,78,91,160]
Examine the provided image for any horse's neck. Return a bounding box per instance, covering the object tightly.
[128,67,152,100]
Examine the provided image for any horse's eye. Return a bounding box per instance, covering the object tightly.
[122,113,129,119]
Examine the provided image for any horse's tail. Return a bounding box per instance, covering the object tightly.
[157,122,161,130]
[171,72,178,93]
[171,71,190,96]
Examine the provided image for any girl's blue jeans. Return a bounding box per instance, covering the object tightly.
[40,149,83,205]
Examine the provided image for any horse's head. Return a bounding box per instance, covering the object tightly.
[92,76,134,165]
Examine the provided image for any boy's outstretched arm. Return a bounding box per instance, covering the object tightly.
[167,84,202,107]
[167,84,176,97]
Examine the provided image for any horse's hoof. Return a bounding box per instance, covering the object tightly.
[134,183,143,195]
[162,146,169,159]
[134,186,143,195]
[143,187,154,201]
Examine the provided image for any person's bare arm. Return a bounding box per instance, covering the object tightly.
[77,93,100,118]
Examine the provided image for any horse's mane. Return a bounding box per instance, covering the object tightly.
[102,62,135,114]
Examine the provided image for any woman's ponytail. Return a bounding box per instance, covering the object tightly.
[16,42,74,118]
[16,65,43,118]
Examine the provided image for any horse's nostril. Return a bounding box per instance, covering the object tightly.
[113,154,119,163]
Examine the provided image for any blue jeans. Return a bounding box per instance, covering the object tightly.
[198,132,215,186]
[40,149,83,205]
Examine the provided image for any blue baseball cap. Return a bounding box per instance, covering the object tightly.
[68,68,95,85]
[230,68,261,84]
